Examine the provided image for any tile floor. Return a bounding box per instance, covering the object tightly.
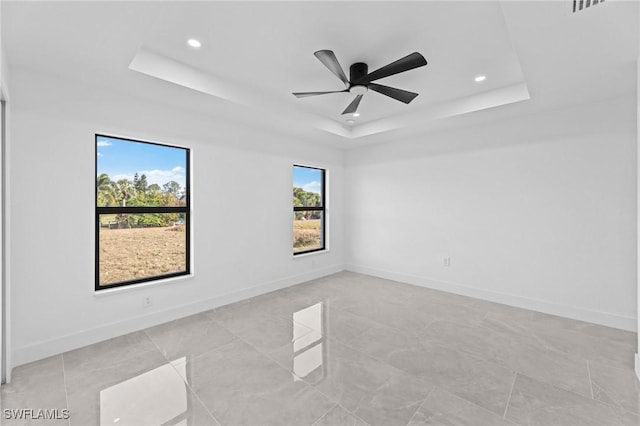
[2,271,639,426]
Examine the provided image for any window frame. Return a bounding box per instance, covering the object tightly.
[95,134,191,291]
[293,164,326,256]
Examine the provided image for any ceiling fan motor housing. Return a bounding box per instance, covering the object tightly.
[349,62,368,85]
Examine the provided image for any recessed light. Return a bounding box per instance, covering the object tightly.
[474,75,487,83]
[353,113,360,117]
[187,39,201,48]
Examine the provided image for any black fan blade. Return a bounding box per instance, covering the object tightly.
[355,52,427,84]
[314,50,349,87]
[293,89,348,98]
[368,83,419,104]
[342,95,363,115]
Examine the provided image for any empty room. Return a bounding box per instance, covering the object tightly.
[0,0,639,425]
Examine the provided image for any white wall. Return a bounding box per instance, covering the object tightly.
[0,0,5,96]
[636,54,640,381]
[7,66,638,372]
[0,0,8,382]
[346,96,637,331]
[8,69,345,367]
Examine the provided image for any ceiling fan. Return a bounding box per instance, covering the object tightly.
[293,50,428,116]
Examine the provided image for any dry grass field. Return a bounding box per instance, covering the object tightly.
[100,220,317,284]
[293,219,321,253]
[99,226,186,286]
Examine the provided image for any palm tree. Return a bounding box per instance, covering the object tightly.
[96,173,117,206]
[116,179,136,207]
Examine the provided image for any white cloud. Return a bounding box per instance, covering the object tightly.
[96,141,112,147]
[302,181,321,194]
[97,152,103,157]
[112,174,134,182]
[112,166,186,188]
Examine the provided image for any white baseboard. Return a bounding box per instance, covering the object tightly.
[11,264,344,369]
[12,262,636,370]
[346,264,637,332]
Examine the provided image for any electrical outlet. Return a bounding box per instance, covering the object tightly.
[443,257,451,267]
[143,296,152,308]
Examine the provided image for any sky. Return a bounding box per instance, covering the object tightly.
[293,166,322,194]
[97,135,187,189]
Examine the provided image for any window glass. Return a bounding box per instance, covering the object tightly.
[96,135,190,289]
[293,165,325,254]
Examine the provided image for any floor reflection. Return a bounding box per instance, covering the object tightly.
[99,358,188,426]
[292,302,325,383]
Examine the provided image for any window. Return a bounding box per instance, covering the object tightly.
[293,165,325,254]
[95,135,190,290]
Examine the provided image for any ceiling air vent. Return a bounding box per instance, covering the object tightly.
[573,0,604,13]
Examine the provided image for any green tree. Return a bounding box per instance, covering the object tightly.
[116,179,136,207]
[134,173,148,193]
[293,187,321,220]
[163,181,182,198]
[96,173,117,207]
[98,175,182,228]
[293,192,304,220]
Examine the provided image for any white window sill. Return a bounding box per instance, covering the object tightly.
[292,249,329,259]
[94,273,195,296]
